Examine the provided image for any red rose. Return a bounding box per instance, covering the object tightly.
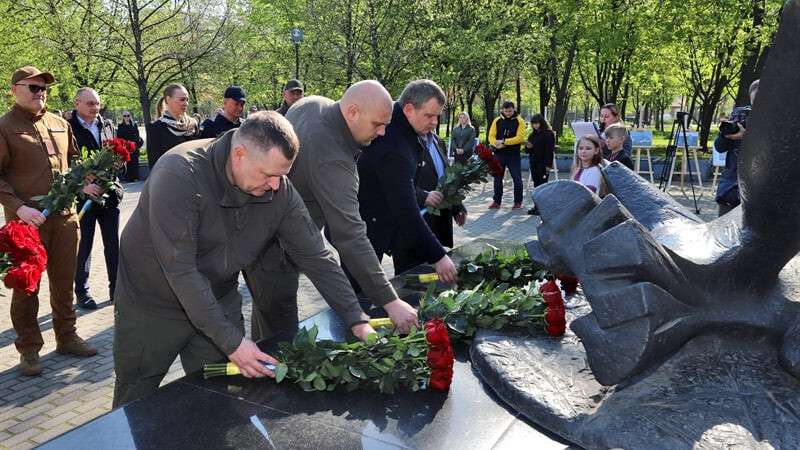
[4,262,42,295]
[0,221,44,261]
[545,307,566,336]
[424,318,451,348]
[105,138,133,163]
[487,160,505,177]
[556,274,579,295]
[539,279,560,295]
[475,144,493,161]
[425,318,454,391]
[429,367,454,391]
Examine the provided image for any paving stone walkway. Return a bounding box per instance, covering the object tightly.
[0,171,718,449]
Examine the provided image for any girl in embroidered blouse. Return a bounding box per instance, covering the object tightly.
[571,135,604,194]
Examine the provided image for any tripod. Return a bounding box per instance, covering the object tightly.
[658,112,700,214]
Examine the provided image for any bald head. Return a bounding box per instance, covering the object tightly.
[75,87,101,123]
[339,80,393,146]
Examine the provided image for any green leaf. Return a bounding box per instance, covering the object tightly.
[349,366,366,379]
[312,376,326,391]
[308,325,318,343]
[303,372,318,382]
[275,363,289,383]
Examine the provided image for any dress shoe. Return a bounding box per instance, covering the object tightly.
[20,352,42,376]
[56,336,98,357]
[512,202,523,209]
[488,202,501,209]
[76,293,98,310]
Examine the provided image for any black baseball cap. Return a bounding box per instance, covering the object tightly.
[224,85,246,102]
[283,79,304,92]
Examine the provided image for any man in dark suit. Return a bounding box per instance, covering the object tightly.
[356,79,457,282]
[414,134,467,248]
[69,87,120,309]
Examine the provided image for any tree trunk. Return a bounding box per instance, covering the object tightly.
[552,33,577,138]
[516,74,522,115]
[735,0,769,105]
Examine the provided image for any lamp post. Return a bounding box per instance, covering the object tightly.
[291,28,304,79]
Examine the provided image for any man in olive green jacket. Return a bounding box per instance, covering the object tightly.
[112,112,374,407]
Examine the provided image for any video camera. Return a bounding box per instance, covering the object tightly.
[719,105,751,136]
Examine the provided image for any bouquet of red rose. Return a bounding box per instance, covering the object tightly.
[203,318,454,393]
[425,144,504,216]
[418,281,567,340]
[72,138,135,218]
[0,221,47,295]
[33,138,135,218]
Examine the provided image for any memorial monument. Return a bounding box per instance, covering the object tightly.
[471,1,800,448]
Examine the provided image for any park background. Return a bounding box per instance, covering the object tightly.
[0,0,782,152]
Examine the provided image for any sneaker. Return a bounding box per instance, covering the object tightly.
[20,352,42,376]
[56,336,98,357]
[512,203,523,209]
[527,207,539,215]
[488,202,501,209]
[76,293,98,310]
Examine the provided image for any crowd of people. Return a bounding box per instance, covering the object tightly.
[0,62,750,394]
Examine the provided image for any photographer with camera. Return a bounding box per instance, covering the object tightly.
[715,79,759,216]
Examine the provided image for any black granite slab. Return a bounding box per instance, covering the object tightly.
[40,239,574,449]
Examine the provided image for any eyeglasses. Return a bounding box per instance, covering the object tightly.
[14,83,49,94]
[123,114,130,117]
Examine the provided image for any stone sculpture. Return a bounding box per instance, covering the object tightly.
[529,0,800,387]
[470,2,800,448]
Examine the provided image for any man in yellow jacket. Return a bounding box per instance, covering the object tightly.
[487,101,526,209]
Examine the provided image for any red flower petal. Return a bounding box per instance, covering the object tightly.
[425,319,454,391]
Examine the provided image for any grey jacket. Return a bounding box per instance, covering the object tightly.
[285,96,398,306]
[451,124,476,158]
[115,132,367,355]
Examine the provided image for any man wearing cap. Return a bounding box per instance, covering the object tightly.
[200,85,245,139]
[0,66,101,376]
[275,79,304,116]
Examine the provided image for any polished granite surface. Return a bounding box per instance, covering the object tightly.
[41,240,574,449]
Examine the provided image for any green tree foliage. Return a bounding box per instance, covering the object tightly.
[0,0,782,136]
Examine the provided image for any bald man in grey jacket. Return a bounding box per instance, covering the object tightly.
[246,81,418,342]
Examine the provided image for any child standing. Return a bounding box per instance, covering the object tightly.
[572,135,605,195]
[603,125,634,170]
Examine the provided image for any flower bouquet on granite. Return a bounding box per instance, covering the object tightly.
[426,144,504,216]
[203,319,454,393]
[406,244,550,289]
[0,221,47,295]
[418,281,566,340]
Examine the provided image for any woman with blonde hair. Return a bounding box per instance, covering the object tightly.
[450,111,476,165]
[145,84,199,168]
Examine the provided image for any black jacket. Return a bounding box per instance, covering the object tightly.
[357,103,447,264]
[68,112,122,208]
[117,121,143,149]
[200,114,240,139]
[145,120,198,169]
[527,129,555,166]
[414,134,462,248]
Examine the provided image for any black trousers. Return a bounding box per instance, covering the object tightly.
[124,150,140,181]
[75,204,120,298]
[529,156,550,188]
